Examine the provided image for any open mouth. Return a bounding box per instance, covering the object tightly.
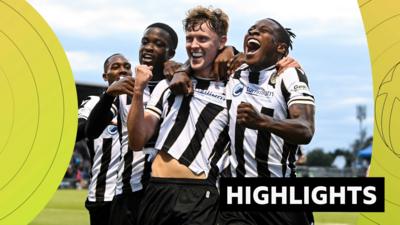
[141,53,153,62]
[191,51,203,59]
[246,38,261,54]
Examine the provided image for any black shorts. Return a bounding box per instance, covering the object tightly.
[217,210,314,225]
[137,177,220,225]
[85,199,112,225]
[108,190,144,225]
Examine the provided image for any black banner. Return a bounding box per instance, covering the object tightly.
[220,177,384,212]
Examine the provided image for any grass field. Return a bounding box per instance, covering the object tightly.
[30,190,360,225]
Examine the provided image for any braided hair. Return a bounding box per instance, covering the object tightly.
[267,18,296,56]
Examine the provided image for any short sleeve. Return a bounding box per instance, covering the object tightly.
[145,79,170,119]
[280,68,315,107]
[78,96,100,119]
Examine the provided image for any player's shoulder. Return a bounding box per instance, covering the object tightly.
[233,63,249,78]
[280,67,308,83]
[159,78,170,86]
[78,95,101,118]
[237,63,249,71]
[87,95,100,101]
[280,67,305,76]
[153,78,170,92]
[80,95,100,107]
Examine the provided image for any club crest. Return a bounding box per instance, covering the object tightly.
[232,83,244,97]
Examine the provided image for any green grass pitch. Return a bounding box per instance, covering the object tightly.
[30,190,360,225]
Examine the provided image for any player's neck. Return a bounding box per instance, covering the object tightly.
[193,68,217,80]
[152,66,165,81]
[249,63,276,72]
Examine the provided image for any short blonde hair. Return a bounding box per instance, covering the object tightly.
[183,6,229,37]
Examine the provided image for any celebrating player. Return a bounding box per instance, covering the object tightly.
[127,6,231,225]
[77,53,128,225]
[220,18,315,225]
[85,23,178,225]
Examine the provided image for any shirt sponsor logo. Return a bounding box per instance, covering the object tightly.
[246,85,274,97]
[233,83,244,97]
[292,83,308,92]
[195,89,226,107]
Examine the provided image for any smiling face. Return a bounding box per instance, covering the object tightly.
[103,55,132,85]
[244,19,286,70]
[139,27,174,70]
[185,22,226,78]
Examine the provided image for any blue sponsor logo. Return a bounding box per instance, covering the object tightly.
[246,86,274,97]
[107,125,118,135]
[233,83,244,97]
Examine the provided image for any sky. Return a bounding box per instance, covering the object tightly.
[28,0,374,153]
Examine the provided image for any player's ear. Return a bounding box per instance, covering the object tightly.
[102,73,108,81]
[218,35,227,50]
[277,43,287,55]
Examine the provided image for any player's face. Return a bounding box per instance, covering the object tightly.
[103,55,132,85]
[139,27,172,68]
[185,22,226,77]
[244,19,279,69]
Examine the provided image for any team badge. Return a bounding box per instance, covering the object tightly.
[232,83,244,97]
[107,125,118,135]
[269,71,278,85]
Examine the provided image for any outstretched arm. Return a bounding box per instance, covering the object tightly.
[127,65,159,151]
[237,103,315,144]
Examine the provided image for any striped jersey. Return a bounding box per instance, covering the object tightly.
[146,77,230,181]
[115,81,154,195]
[78,96,120,202]
[226,65,315,178]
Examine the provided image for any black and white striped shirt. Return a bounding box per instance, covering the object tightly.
[226,65,315,178]
[146,77,230,180]
[115,85,154,195]
[78,96,120,202]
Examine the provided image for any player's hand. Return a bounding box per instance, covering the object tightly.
[169,70,193,95]
[163,60,182,81]
[106,75,136,96]
[237,102,270,130]
[212,46,235,81]
[276,56,301,75]
[134,65,153,93]
[227,52,245,75]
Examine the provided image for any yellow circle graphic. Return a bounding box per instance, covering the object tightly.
[0,1,77,224]
[375,62,400,158]
[358,0,400,224]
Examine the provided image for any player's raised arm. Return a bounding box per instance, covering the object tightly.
[127,65,159,151]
